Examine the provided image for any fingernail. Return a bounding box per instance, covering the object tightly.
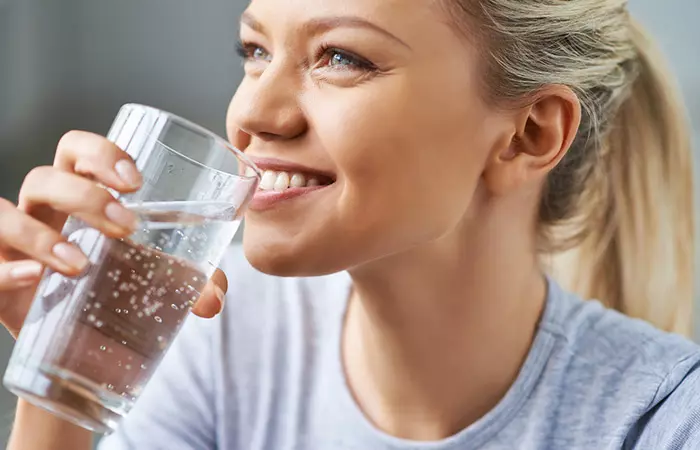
[52,243,89,271]
[105,202,139,231]
[9,262,43,281]
[114,159,142,188]
[214,285,226,312]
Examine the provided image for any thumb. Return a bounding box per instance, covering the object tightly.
[191,268,228,319]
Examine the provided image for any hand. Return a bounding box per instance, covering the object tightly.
[0,131,228,338]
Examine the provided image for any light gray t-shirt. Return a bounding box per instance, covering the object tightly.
[99,246,700,449]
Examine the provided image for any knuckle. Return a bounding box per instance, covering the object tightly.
[19,166,53,197]
[56,130,84,154]
[24,166,53,184]
[0,197,14,211]
[20,166,54,197]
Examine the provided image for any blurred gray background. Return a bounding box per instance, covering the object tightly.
[0,0,698,444]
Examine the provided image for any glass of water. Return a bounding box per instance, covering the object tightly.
[3,104,260,433]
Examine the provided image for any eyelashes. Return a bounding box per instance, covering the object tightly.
[235,39,378,73]
[315,44,377,71]
[236,41,271,62]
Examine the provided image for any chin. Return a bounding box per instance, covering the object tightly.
[242,228,351,278]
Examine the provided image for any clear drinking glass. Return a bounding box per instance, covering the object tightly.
[3,104,260,433]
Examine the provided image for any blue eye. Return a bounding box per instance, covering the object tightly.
[329,51,357,67]
[323,48,375,71]
[236,41,271,62]
[252,47,270,61]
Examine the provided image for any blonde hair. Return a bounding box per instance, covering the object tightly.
[446,1,694,334]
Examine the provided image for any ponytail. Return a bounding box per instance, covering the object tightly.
[553,20,694,335]
[454,0,694,334]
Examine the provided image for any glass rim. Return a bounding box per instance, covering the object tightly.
[124,103,262,179]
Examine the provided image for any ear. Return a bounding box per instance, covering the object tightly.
[483,85,581,196]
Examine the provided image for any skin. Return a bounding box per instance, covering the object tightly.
[1,0,581,447]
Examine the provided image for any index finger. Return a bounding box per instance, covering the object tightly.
[55,130,142,192]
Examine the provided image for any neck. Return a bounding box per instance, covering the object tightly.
[343,199,546,441]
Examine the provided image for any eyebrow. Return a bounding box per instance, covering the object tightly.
[240,12,411,49]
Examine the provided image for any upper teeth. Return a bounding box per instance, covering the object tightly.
[254,169,321,191]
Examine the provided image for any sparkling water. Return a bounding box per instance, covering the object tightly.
[4,201,241,431]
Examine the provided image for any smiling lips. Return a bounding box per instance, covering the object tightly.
[247,167,330,192]
[245,162,335,210]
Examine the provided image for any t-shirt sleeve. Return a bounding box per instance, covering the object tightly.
[97,315,217,450]
[626,358,700,449]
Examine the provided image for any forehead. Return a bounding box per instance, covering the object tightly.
[244,0,445,32]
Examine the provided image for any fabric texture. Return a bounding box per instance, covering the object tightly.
[99,246,700,450]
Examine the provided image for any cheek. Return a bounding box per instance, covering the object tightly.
[306,76,490,239]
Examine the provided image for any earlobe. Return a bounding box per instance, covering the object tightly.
[483,86,581,196]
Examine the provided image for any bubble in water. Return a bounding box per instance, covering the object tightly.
[140,364,147,370]
[106,384,114,391]
[94,302,102,309]
[157,336,164,342]
[88,291,96,299]
[112,292,119,298]
[95,320,104,328]
[137,312,144,318]
[99,345,106,351]
[166,268,173,276]
[135,255,142,261]
[147,271,154,280]
[115,308,121,313]
[125,364,132,370]
[171,304,179,310]
[154,316,162,323]
[87,314,96,322]
[124,309,129,314]
[117,361,122,367]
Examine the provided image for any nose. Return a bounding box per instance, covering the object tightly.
[228,63,307,145]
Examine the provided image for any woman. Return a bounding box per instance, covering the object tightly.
[2,0,698,448]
